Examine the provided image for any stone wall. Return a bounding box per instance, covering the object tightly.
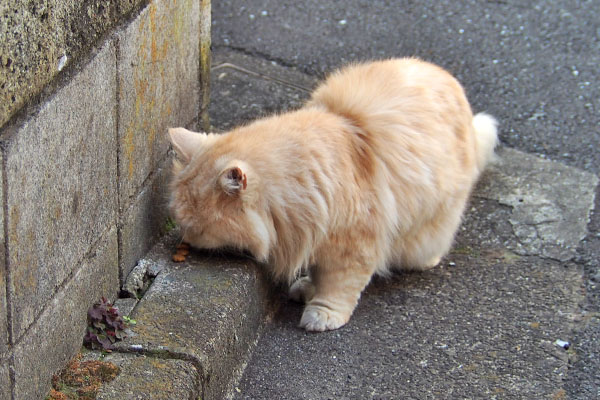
[0,0,210,398]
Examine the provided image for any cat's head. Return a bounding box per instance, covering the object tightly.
[167,127,272,261]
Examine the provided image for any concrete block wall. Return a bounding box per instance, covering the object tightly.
[1,0,150,128]
[0,0,210,398]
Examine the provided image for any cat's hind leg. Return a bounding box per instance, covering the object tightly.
[392,197,467,270]
[289,275,316,303]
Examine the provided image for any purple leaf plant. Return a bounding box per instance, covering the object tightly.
[84,297,129,351]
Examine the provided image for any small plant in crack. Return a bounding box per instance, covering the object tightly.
[164,216,177,233]
[84,297,131,351]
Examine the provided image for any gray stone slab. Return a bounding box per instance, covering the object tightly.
[114,239,273,400]
[82,352,200,400]
[119,155,173,282]
[0,359,10,400]
[12,228,118,400]
[2,41,118,341]
[476,147,599,261]
[117,0,200,209]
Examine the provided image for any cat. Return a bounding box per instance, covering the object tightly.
[168,58,498,332]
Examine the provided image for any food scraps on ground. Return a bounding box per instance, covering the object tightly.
[172,253,186,262]
[173,242,191,262]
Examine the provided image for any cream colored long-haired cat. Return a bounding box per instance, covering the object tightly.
[168,58,498,331]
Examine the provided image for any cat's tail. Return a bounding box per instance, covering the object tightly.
[472,112,499,171]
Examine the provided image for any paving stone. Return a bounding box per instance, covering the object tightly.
[2,41,118,341]
[114,237,273,400]
[117,0,200,209]
[12,229,118,400]
[477,147,599,261]
[83,352,200,400]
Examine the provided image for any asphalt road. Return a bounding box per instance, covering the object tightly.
[210,1,600,398]
[213,0,600,174]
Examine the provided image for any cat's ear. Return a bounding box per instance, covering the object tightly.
[219,164,248,196]
[168,127,208,162]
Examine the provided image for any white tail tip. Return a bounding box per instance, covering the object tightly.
[473,113,499,170]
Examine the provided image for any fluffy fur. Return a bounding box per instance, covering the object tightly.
[168,58,498,331]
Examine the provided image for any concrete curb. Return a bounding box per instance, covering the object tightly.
[89,232,276,400]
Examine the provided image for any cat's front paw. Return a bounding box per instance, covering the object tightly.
[289,276,315,303]
[300,304,350,332]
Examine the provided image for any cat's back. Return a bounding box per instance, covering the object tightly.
[307,58,471,131]
[312,58,454,96]
[306,57,479,206]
